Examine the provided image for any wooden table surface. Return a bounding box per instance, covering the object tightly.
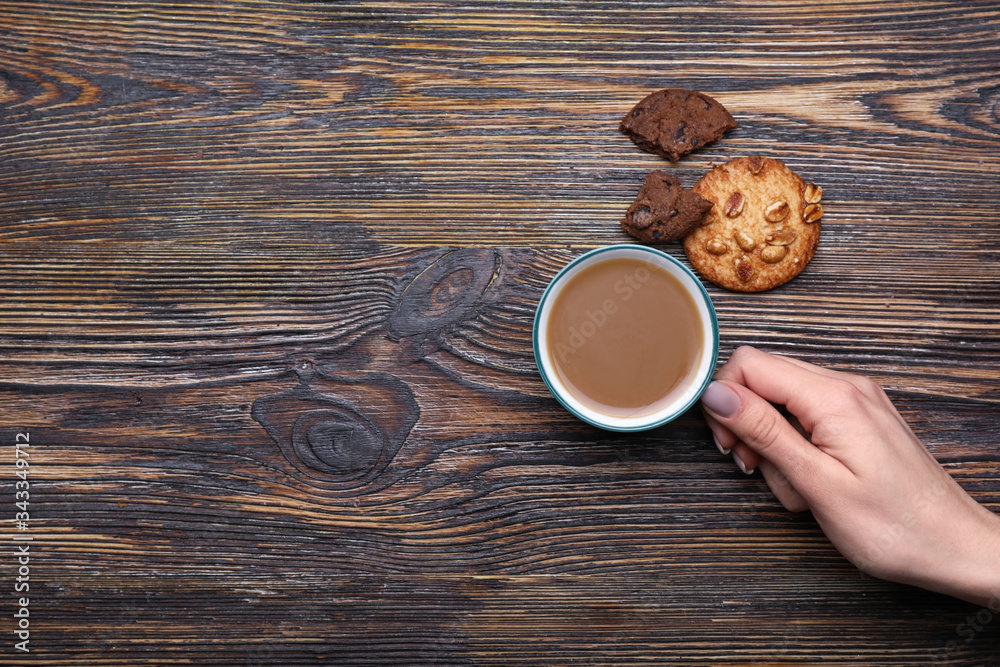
[2,1,999,664]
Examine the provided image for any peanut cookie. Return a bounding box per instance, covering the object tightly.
[683,156,823,292]
[621,170,713,244]
[620,89,737,162]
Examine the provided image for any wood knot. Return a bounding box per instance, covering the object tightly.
[292,409,382,474]
[252,371,418,480]
[388,248,500,342]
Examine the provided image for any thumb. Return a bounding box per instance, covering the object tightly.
[701,380,833,491]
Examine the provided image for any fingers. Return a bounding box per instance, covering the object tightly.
[711,346,858,437]
[759,351,845,380]
[701,377,839,499]
[759,460,810,512]
[704,411,809,510]
[704,414,761,474]
[732,442,758,475]
[704,410,811,511]
[701,346,865,500]
[705,414,733,454]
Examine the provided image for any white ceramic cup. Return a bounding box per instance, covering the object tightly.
[533,244,719,432]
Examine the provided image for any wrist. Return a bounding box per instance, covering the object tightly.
[926,502,1000,606]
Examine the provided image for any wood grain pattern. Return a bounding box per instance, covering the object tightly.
[1,1,999,664]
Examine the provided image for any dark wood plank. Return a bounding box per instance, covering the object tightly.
[0,1,998,664]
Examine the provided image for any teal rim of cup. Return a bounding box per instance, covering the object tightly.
[532,244,720,432]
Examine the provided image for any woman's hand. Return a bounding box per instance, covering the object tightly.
[700,346,1000,606]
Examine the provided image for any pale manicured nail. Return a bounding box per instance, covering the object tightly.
[701,381,740,418]
[733,450,755,475]
[713,433,731,456]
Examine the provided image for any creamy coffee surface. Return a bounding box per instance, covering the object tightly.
[546,256,703,417]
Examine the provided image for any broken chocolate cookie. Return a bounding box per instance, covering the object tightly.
[620,89,737,161]
[621,170,713,244]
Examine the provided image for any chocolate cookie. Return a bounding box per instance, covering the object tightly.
[621,170,713,244]
[683,156,823,292]
[620,89,737,162]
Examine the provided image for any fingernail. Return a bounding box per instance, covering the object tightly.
[701,381,740,418]
[733,450,755,476]
[713,433,731,456]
